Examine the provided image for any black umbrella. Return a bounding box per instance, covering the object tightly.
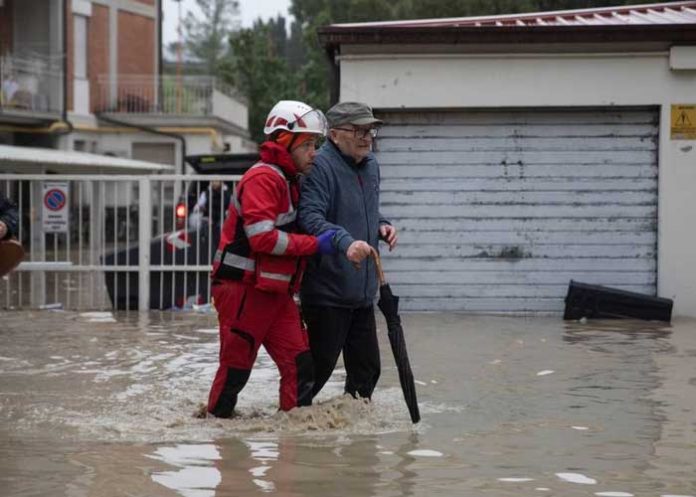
[371,248,420,423]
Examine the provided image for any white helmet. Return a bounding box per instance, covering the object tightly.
[263,100,328,137]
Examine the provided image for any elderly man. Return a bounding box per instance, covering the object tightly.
[299,101,397,400]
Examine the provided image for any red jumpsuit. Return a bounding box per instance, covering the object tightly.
[207,141,319,417]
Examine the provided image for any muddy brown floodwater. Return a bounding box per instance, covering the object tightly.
[1,310,695,497]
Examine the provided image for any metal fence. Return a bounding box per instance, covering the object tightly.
[94,74,243,116]
[0,174,241,311]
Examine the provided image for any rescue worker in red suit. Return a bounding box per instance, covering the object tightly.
[208,100,337,418]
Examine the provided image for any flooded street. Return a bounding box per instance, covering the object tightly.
[1,310,695,497]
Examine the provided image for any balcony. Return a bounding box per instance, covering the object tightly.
[95,75,248,134]
[0,53,64,123]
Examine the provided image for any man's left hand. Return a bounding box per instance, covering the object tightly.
[379,224,398,251]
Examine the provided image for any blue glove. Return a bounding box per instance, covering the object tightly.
[316,229,337,256]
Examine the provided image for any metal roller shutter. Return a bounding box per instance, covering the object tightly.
[375,108,659,313]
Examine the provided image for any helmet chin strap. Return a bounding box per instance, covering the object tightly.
[287,133,299,151]
[276,129,316,152]
[274,130,299,151]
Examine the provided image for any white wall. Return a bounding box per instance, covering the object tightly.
[223,134,257,154]
[182,134,215,157]
[212,90,248,130]
[338,48,696,316]
[660,107,696,316]
[77,131,224,169]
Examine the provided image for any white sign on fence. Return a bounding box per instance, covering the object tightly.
[42,181,70,233]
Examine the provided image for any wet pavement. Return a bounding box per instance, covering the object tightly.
[0,310,695,497]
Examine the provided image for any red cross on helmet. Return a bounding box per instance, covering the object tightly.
[263,100,328,137]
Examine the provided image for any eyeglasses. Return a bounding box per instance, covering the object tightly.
[333,127,379,139]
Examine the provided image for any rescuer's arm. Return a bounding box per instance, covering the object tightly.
[240,173,320,257]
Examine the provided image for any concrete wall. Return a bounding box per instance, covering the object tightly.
[338,47,696,316]
[212,89,248,131]
[221,134,256,154]
[71,130,228,173]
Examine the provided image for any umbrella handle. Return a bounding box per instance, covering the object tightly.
[0,239,25,278]
[369,247,386,286]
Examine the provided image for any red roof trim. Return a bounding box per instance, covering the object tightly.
[327,1,696,29]
[319,2,696,49]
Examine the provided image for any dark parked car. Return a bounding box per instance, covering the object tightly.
[104,153,258,310]
[174,152,258,230]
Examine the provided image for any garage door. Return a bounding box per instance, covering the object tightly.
[375,108,658,313]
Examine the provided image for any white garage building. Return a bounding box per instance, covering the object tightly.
[318,1,696,315]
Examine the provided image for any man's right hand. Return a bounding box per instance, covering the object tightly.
[346,240,371,266]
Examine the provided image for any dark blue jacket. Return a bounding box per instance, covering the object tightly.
[0,193,18,241]
[299,140,390,308]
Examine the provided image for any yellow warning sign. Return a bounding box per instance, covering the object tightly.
[671,105,696,140]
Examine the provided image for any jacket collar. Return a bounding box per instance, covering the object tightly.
[259,141,299,179]
[327,139,369,169]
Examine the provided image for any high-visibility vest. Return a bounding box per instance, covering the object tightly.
[211,162,308,294]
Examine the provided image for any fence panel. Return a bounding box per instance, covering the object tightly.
[0,174,240,311]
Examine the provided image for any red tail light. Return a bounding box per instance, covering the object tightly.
[175,202,187,219]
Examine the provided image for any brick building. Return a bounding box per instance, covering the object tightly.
[0,0,253,173]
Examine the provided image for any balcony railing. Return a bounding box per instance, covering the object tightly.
[95,75,247,128]
[0,53,64,115]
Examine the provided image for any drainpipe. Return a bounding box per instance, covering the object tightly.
[325,45,340,106]
[95,112,187,174]
[157,0,163,112]
[57,0,74,136]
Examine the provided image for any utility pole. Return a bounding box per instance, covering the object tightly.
[173,0,183,114]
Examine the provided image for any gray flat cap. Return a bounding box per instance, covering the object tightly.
[326,101,383,128]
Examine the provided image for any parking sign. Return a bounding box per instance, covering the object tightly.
[43,182,70,233]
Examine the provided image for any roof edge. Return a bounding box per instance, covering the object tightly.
[329,1,696,28]
[319,24,696,49]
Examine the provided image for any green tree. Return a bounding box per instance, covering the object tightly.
[180,0,240,73]
[220,21,298,142]
[287,18,307,71]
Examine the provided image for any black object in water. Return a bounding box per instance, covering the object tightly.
[563,280,673,322]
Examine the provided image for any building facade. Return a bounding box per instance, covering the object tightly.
[0,0,253,173]
[319,1,696,316]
